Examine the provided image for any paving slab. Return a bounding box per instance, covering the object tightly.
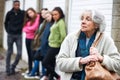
[0,48,39,80]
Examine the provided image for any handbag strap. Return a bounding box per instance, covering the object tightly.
[92,33,103,47]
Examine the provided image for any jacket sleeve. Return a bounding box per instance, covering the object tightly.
[58,19,67,43]
[56,34,83,72]
[101,34,120,75]
[4,12,10,32]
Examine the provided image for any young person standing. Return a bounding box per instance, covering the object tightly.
[23,8,40,75]
[42,7,66,80]
[4,0,25,76]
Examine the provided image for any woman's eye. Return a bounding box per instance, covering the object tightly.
[86,17,92,21]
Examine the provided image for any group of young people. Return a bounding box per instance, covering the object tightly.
[23,6,66,80]
[4,0,120,80]
[4,0,66,80]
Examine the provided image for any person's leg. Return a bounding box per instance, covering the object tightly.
[11,35,22,73]
[36,65,40,76]
[40,65,49,80]
[42,47,60,79]
[33,48,44,76]
[49,55,60,80]
[6,34,14,75]
[30,60,39,76]
[42,66,46,76]
[36,60,40,76]
[51,63,60,79]
[25,39,33,73]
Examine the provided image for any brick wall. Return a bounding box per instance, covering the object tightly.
[112,0,120,52]
[0,0,5,47]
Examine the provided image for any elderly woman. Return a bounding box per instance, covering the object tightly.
[56,10,120,80]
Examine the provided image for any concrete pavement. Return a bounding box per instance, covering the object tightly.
[0,48,29,80]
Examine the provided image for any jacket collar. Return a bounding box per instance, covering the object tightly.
[75,29,102,41]
[11,8,21,13]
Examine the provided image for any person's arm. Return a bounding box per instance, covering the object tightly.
[23,15,40,33]
[101,34,120,75]
[4,12,10,32]
[58,19,67,43]
[56,34,83,72]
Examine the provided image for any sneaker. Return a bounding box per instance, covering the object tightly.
[10,69,15,75]
[24,74,36,79]
[21,70,30,76]
[6,70,11,76]
[21,72,30,76]
[35,75,40,79]
[21,73,25,76]
[40,76,48,80]
[57,76,60,80]
[25,70,29,73]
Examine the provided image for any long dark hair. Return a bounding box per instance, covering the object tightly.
[39,8,48,23]
[23,8,37,26]
[52,7,65,22]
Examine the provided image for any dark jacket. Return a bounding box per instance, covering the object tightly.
[40,22,53,57]
[4,8,25,35]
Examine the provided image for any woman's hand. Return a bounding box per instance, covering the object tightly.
[79,55,98,64]
[90,47,104,63]
[79,47,104,65]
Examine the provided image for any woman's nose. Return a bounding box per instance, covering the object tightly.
[81,19,86,24]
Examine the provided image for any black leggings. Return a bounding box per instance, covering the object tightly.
[42,47,60,79]
[26,38,37,73]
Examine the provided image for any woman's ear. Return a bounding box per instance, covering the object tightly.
[95,26,98,29]
[95,23,99,29]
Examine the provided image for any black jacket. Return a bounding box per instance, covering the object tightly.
[4,8,25,35]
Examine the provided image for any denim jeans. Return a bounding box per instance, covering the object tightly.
[6,34,22,72]
[30,60,39,76]
[30,60,46,76]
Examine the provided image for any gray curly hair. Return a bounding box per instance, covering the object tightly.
[81,10,106,32]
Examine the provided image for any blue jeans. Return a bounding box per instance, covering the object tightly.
[6,34,22,72]
[30,60,39,76]
[30,60,46,76]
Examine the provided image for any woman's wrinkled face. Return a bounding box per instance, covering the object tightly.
[27,10,35,18]
[52,10,60,21]
[81,11,97,33]
[45,13,52,22]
